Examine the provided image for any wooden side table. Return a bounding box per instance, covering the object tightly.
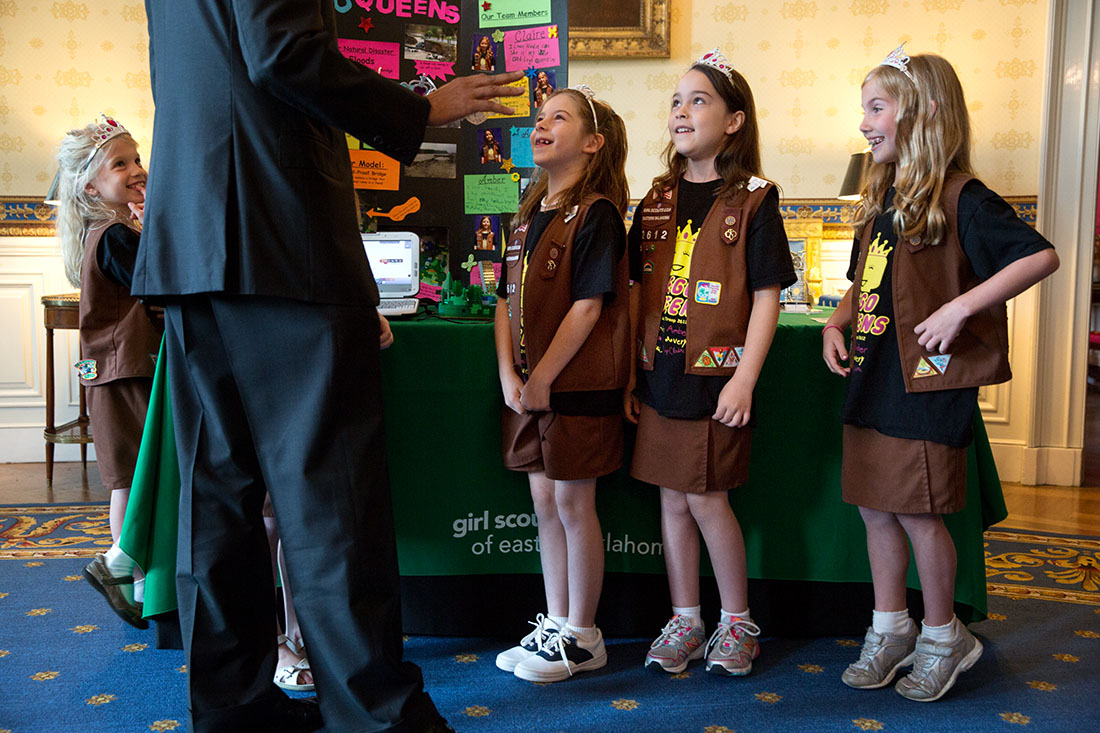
[42,293,92,485]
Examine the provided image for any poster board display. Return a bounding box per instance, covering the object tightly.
[332,0,569,302]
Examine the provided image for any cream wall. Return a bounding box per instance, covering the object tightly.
[0,2,1050,199]
[572,0,1049,199]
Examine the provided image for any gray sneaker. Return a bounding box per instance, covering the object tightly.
[895,622,983,702]
[841,625,918,689]
[704,617,761,676]
[645,615,706,673]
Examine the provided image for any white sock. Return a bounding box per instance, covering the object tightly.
[103,544,135,577]
[921,617,958,643]
[872,609,914,636]
[720,608,751,625]
[672,605,703,628]
[566,624,598,642]
[548,615,567,630]
[133,577,145,604]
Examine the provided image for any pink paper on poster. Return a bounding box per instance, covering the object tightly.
[503,25,560,72]
[469,261,502,289]
[418,282,443,302]
[338,39,401,79]
[414,60,456,80]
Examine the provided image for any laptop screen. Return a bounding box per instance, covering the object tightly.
[362,231,420,298]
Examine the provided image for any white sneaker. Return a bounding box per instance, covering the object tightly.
[513,627,607,682]
[495,614,559,672]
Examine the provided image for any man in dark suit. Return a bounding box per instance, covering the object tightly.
[134,2,521,730]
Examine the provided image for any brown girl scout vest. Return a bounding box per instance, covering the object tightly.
[635,178,773,376]
[77,221,161,385]
[503,194,630,393]
[850,174,1012,393]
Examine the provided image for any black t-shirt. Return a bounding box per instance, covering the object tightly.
[96,223,142,290]
[497,199,627,416]
[842,180,1054,446]
[628,180,796,419]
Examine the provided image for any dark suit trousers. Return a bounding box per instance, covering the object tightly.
[164,294,436,732]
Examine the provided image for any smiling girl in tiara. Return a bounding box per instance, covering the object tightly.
[822,47,1058,701]
[493,85,630,683]
[56,115,162,630]
[628,50,795,677]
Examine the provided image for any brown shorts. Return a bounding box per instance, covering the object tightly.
[86,377,152,491]
[841,425,967,514]
[630,402,751,493]
[501,407,624,481]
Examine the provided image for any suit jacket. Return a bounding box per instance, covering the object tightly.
[134,0,431,305]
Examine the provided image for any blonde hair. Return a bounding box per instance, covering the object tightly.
[513,89,630,229]
[55,125,135,287]
[855,53,974,246]
[653,64,767,200]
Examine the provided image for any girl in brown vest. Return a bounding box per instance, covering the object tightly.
[493,86,630,683]
[822,47,1058,702]
[628,50,795,677]
[57,116,160,630]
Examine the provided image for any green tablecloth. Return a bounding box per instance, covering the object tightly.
[120,312,1007,621]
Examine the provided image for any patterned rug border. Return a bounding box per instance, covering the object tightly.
[986,528,1100,550]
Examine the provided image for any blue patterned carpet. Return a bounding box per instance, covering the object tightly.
[2,506,1098,732]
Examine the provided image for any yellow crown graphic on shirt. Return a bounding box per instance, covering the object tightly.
[868,234,894,259]
[862,233,893,292]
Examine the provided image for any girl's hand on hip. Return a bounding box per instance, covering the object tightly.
[914,300,968,354]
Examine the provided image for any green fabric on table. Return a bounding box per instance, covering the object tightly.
[117,338,180,618]
[117,313,1007,621]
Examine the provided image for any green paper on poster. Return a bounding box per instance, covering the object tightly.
[464,174,519,214]
[479,0,552,29]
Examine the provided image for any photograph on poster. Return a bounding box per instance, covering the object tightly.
[480,129,504,165]
[404,23,457,62]
[471,35,497,71]
[533,69,556,107]
[473,215,500,251]
[406,143,457,179]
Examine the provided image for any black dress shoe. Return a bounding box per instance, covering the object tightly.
[270,695,323,732]
[82,554,149,630]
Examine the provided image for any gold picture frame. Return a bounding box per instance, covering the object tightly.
[568,1,670,58]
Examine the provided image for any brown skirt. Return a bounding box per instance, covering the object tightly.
[630,402,751,493]
[841,424,967,514]
[501,407,624,481]
[86,377,152,491]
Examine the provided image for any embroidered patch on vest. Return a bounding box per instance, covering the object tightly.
[721,349,740,367]
[912,357,938,379]
[927,354,952,374]
[694,350,718,368]
[643,261,654,274]
[747,176,767,191]
[640,343,649,363]
[694,280,721,305]
[75,359,98,381]
[505,240,523,264]
[711,347,729,364]
[640,203,673,227]
[735,347,744,359]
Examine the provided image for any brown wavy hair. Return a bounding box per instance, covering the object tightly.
[513,88,629,230]
[652,64,766,199]
[855,53,974,246]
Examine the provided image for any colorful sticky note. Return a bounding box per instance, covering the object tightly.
[337,39,400,79]
[479,0,551,28]
[503,26,560,71]
[414,60,456,80]
[485,76,531,119]
[510,127,534,168]
[464,174,519,214]
[346,133,361,149]
[350,149,400,190]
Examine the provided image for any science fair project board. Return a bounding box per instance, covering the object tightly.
[333,0,569,302]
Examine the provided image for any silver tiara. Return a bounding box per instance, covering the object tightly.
[880,44,915,82]
[696,48,735,81]
[569,84,599,131]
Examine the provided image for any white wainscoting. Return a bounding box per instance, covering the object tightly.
[0,235,96,463]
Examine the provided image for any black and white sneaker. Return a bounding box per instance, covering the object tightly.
[513,627,607,682]
[495,613,559,672]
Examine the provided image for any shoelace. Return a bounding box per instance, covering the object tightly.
[541,630,577,677]
[706,618,761,655]
[652,615,697,649]
[522,613,553,651]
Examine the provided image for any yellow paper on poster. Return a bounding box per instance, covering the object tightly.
[346,133,360,149]
[486,77,531,119]
[350,149,399,190]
